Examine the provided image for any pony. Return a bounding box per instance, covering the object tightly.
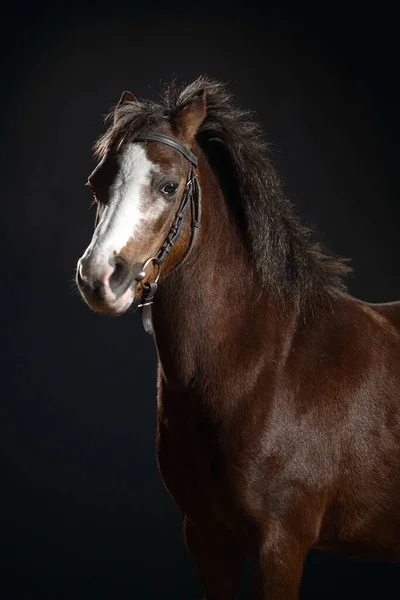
[76,77,400,599]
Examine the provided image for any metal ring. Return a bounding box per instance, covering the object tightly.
[141,256,161,283]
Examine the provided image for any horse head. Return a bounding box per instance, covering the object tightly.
[76,90,206,315]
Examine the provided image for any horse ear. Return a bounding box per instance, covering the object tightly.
[118,90,137,106]
[114,91,137,123]
[174,91,207,144]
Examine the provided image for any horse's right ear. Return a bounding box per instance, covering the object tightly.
[114,91,137,123]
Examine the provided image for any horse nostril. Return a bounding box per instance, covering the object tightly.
[77,259,94,287]
[76,264,84,286]
[114,260,124,278]
[78,262,84,281]
[109,257,129,292]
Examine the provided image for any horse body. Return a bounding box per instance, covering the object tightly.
[153,149,400,589]
[77,78,400,598]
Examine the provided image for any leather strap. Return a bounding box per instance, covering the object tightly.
[133,133,198,167]
[154,166,198,268]
[133,133,201,335]
[140,281,159,334]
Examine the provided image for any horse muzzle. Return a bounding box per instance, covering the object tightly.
[76,253,141,314]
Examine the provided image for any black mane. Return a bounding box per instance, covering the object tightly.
[94,76,350,311]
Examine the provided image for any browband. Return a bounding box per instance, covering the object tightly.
[133,132,198,168]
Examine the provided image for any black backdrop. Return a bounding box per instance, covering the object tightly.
[1,1,400,598]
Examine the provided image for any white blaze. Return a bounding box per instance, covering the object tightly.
[81,143,161,273]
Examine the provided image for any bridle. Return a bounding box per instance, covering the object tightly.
[131,133,202,335]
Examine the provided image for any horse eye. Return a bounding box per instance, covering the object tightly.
[161,182,178,196]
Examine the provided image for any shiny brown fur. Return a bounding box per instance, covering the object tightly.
[80,79,400,599]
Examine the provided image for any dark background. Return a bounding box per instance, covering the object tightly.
[1,0,400,597]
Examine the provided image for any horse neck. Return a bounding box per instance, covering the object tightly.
[151,149,297,388]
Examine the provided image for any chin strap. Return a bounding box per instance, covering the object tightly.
[133,133,202,335]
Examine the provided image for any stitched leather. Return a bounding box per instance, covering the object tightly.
[140,281,159,334]
[132,133,201,335]
[134,133,198,167]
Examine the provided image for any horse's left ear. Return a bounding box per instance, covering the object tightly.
[118,90,137,106]
[174,91,207,144]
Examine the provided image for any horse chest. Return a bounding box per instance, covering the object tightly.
[156,408,237,524]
